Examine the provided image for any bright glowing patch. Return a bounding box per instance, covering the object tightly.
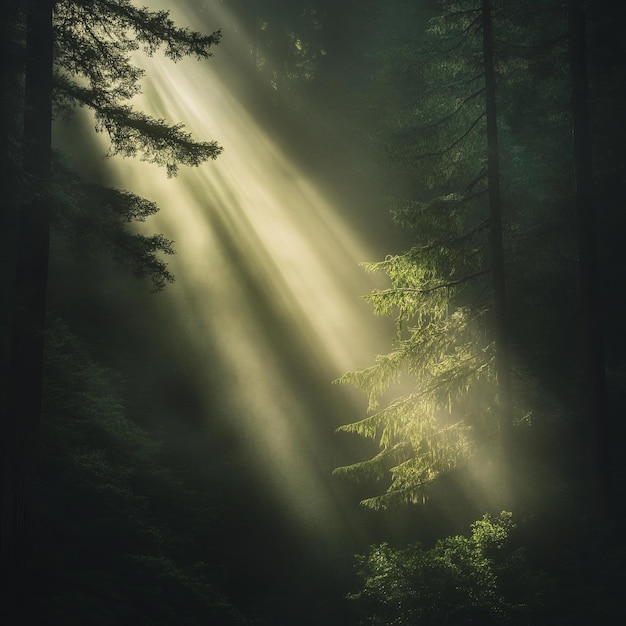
[86,1,392,537]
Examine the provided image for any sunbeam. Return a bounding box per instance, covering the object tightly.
[6,0,619,622]
[76,0,394,541]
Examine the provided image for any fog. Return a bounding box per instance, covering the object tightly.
[49,2,418,613]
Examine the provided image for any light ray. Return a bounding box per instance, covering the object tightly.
[84,0,394,538]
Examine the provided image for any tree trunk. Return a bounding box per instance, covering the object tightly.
[481,0,513,500]
[1,0,54,613]
[0,1,25,403]
[567,0,611,521]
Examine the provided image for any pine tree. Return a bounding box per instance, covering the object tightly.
[333,0,503,509]
[567,0,612,521]
[1,0,221,609]
[333,0,565,509]
[481,0,512,494]
[2,0,55,598]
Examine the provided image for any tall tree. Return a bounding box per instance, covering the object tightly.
[332,0,571,510]
[333,0,511,509]
[567,0,611,520]
[2,0,55,594]
[481,0,512,495]
[0,0,25,342]
[1,0,221,609]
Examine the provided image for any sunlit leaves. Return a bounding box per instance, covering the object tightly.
[333,135,494,508]
[335,248,495,507]
[333,0,526,510]
[349,511,549,624]
[364,254,447,318]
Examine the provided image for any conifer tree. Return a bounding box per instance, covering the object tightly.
[567,0,611,520]
[1,0,222,608]
[333,0,520,509]
[334,0,608,517]
[2,0,55,596]
[481,0,512,492]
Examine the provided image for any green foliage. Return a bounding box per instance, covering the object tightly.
[331,0,497,509]
[34,0,224,289]
[37,319,248,624]
[252,8,324,94]
[361,1,487,191]
[53,0,222,175]
[334,249,496,508]
[333,0,580,511]
[49,158,175,290]
[61,0,221,62]
[349,512,549,625]
[223,0,328,98]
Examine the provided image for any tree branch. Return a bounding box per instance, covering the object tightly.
[412,113,486,160]
[414,87,485,136]
[412,217,489,253]
[418,72,485,100]
[375,269,491,295]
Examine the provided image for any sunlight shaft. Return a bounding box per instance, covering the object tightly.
[85,0,390,537]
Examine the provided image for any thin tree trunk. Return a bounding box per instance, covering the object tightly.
[568,0,611,521]
[0,0,25,401]
[481,0,512,499]
[1,0,54,612]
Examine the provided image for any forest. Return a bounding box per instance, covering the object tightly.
[1,0,625,624]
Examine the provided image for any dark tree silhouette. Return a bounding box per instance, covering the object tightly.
[568,0,611,520]
[2,0,54,596]
[481,0,512,499]
[1,1,221,613]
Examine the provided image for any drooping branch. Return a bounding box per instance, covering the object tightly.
[371,269,490,296]
[412,112,486,160]
[410,87,485,137]
[68,0,221,60]
[55,77,222,175]
[411,217,489,254]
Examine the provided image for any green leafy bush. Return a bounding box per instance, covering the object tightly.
[349,512,549,625]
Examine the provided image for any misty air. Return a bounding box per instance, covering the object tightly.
[1,0,624,624]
